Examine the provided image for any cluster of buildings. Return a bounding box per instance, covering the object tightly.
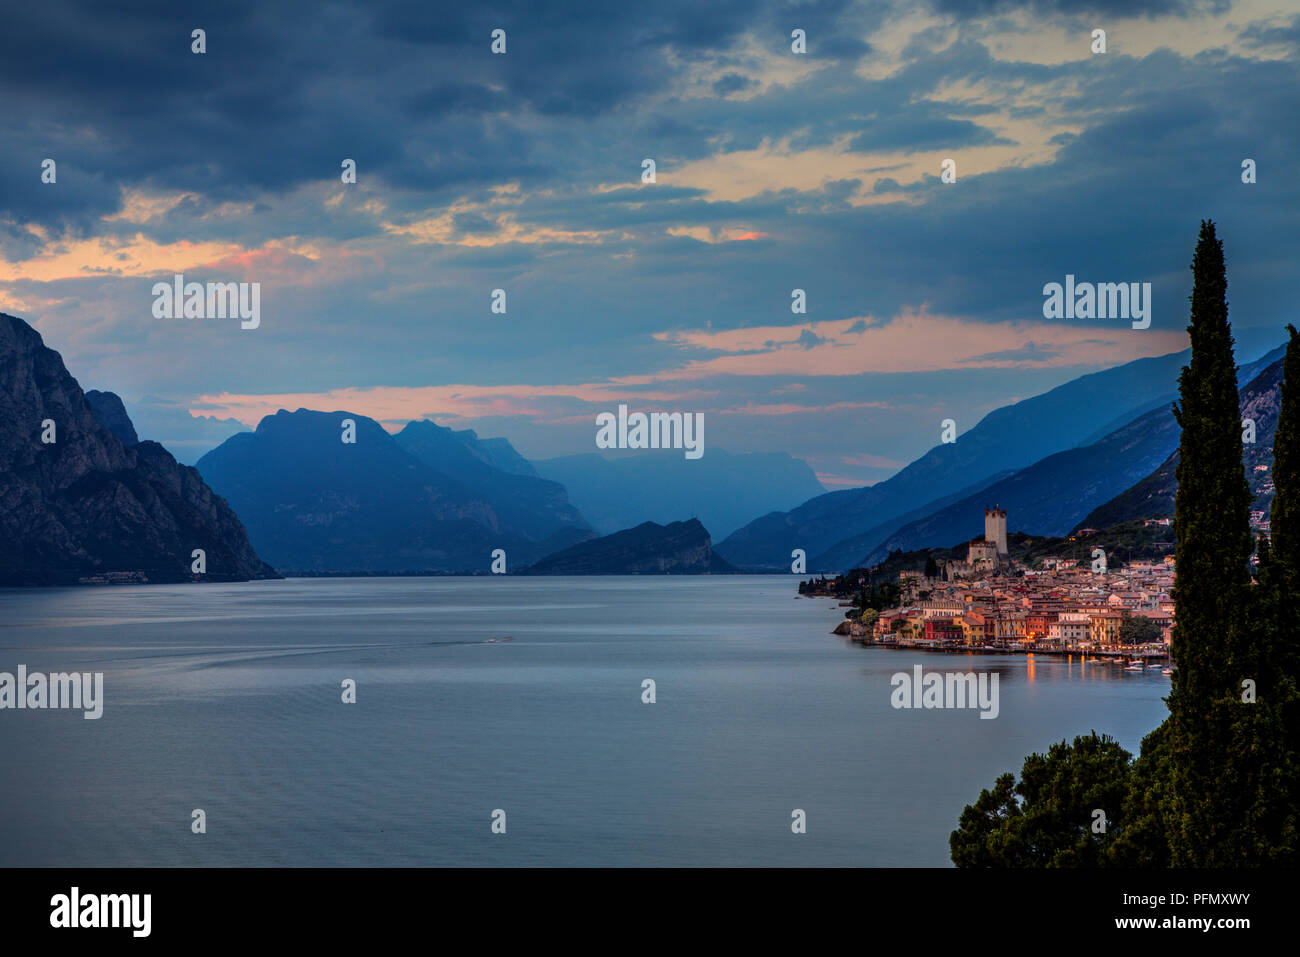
[867,506,1175,653]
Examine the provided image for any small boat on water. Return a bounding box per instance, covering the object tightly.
[1147,663,1163,669]
[1125,663,1144,671]
[1162,667,1173,675]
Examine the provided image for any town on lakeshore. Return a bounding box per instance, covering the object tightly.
[803,506,1179,665]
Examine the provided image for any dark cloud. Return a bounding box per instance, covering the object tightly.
[1239,14,1300,50]
[796,328,828,348]
[963,342,1064,363]
[923,0,1226,17]
[452,212,500,235]
[846,111,1014,153]
[713,72,757,96]
[2,0,1298,479]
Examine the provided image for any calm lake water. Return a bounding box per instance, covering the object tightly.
[0,576,1170,866]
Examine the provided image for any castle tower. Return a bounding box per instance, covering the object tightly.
[985,506,1008,557]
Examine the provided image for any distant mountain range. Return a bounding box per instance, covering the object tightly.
[715,349,1209,571]
[520,518,734,574]
[717,343,1285,572]
[6,303,1289,583]
[413,422,540,477]
[1077,351,1285,530]
[534,449,825,540]
[0,313,277,585]
[196,414,810,574]
[852,343,1285,567]
[394,419,589,542]
[856,401,1184,565]
[195,410,593,574]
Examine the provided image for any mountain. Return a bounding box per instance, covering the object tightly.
[394,419,590,541]
[1077,353,1285,530]
[448,428,538,476]
[0,313,278,585]
[856,402,1183,566]
[806,469,1018,571]
[84,390,139,446]
[533,449,825,540]
[1068,343,1281,449]
[519,518,735,574]
[716,348,1206,571]
[857,345,1289,565]
[195,409,589,573]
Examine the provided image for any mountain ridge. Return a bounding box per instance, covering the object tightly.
[196,409,592,573]
[716,348,1205,570]
[1077,352,1285,530]
[520,518,735,575]
[0,313,278,585]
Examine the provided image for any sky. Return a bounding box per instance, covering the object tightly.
[1,0,1297,484]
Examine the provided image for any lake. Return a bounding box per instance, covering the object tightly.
[0,576,1170,866]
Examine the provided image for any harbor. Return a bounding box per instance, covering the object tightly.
[837,628,1172,670]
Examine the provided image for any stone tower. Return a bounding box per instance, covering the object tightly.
[984,506,1008,557]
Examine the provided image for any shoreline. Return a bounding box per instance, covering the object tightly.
[836,629,1171,663]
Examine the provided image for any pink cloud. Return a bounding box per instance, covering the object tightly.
[652,309,1188,377]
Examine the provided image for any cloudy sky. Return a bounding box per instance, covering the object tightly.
[2,0,1297,484]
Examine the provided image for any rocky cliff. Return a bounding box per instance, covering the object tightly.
[0,313,279,585]
[84,389,139,446]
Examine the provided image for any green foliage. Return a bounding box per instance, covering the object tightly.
[950,733,1133,867]
[1273,325,1299,585]
[950,773,1022,868]
[1169,221,1254,679]
[1117,615,1162,646]
[1105,723,1173,867]
[862,580,902,611]
[1017,522,1174,567]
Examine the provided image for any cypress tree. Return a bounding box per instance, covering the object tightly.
[1271,325,1300,591]
[1252,324,1300,862]
[1166,220,1255,865]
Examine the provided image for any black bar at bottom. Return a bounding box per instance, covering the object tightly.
[1,868,1279,943]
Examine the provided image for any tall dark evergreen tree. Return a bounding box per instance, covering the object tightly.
[1272,330,1300,713]
[1249,324,1300,863]
[1271,326,1300,591]
[1166,221,1255,865]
